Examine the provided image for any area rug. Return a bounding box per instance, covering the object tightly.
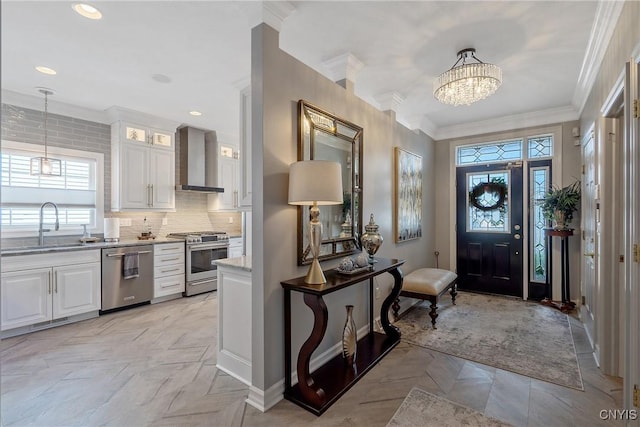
[396,292,584,390]
[387,387,512,427]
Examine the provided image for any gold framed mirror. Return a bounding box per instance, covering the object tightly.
[297,100,363,265]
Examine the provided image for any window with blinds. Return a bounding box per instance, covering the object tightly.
[1,142,104,233]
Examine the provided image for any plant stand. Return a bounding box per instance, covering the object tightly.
[542,228,576,313]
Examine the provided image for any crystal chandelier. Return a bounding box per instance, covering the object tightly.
[433,48,502,106]
[30,88,62,176]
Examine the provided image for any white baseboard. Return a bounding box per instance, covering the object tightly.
[217,360,251,387]
[248,322,376,412]
[246,380,284,412]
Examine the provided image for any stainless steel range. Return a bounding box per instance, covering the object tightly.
[166,231,229,296]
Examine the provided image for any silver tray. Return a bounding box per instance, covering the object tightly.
[336,265,371,275]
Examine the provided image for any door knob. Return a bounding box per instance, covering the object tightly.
[584,252,595,258]
[514,234,521,240]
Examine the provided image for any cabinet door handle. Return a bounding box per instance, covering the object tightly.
[161,257,181,262]
[48,272,52,294]
[160,268,181,274]
[106,250,152,257]
[151,184,154,207]
[54,271,58,293]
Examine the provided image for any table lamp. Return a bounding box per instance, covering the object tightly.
[288,160,343,284]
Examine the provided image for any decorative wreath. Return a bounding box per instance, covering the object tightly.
[469,181,507,211]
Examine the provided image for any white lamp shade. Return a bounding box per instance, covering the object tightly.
[288,160,343,205]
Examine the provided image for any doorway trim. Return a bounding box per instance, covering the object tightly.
[447,125,564,300]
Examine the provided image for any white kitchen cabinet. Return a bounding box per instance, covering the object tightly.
[122,123,173,149]
[228,237,243,258]
[1,250,101,334]
[111,119,176,211]
[52,263,101,319]
[153,242,185,299]
[239,86,252,208]
[1,268,51,330]
[208,142,240,211]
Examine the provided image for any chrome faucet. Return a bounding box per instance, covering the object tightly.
[38,202,60,246]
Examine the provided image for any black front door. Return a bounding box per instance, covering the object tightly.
[456,163,523,297]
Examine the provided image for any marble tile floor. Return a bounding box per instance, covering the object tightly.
[1,293,623,427]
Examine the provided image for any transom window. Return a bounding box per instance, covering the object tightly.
[457,134,553,165]
[1,141,104,235]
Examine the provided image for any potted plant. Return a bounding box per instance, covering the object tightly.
[540,181,581,230]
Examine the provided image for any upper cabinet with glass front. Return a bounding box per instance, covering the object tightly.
[108,110,180,212]
[123,123,173,150]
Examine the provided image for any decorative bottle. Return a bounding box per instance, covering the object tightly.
[342,305,357,365]
[360,213,383,264]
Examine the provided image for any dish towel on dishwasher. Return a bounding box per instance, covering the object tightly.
[122,252,140,279]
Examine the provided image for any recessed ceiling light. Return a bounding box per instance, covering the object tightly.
[152,74,172,84]
[72,3,102,20]
[36,66,57,75]
[189,111,203,116]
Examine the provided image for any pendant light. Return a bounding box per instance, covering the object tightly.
[30,88,62,176]
[433,48,502,106]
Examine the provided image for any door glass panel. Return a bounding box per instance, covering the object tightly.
[457,139,522,165]
[528,135,553,158]
[467,171,509,233]
[530,166,550,282]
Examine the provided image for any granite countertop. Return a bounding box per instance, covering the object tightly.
[0,237,182,257]
[215,255,252,272]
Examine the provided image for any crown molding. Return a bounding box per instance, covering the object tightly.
[572,0,625,116]
[240,1,295,32]
[434,105,579,141]
[322,52,365,84]
[375,91,404,113]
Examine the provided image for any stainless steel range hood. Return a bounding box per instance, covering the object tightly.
[176,126,224,193]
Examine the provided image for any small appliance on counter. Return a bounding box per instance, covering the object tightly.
[104,217,120,242]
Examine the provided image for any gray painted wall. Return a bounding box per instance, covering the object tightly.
[580,1,639,129]
[251,24,435,391]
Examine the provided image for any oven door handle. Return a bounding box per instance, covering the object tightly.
[188,243,228,251]
[188,278,217,286]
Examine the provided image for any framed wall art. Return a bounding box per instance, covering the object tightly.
[394,147,422,242]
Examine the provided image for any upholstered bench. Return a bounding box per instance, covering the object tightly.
[393,268,458,329]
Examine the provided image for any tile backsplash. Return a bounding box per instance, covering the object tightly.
[108,192,243,240]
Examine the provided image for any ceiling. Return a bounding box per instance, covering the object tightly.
[1,1,614,142]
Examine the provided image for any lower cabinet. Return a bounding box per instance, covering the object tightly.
[1,250,101,333]
[153,242,185,298]
[228,237,243,258]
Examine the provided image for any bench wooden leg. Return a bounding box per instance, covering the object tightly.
[450,283,457,305]
[428,296,438,329]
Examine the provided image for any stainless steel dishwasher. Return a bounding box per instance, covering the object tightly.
[101,245,154,311]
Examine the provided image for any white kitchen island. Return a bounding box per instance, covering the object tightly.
[215,256,252,385]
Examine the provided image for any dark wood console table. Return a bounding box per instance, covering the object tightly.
[281,258,405,416]
[542,228,576,313]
